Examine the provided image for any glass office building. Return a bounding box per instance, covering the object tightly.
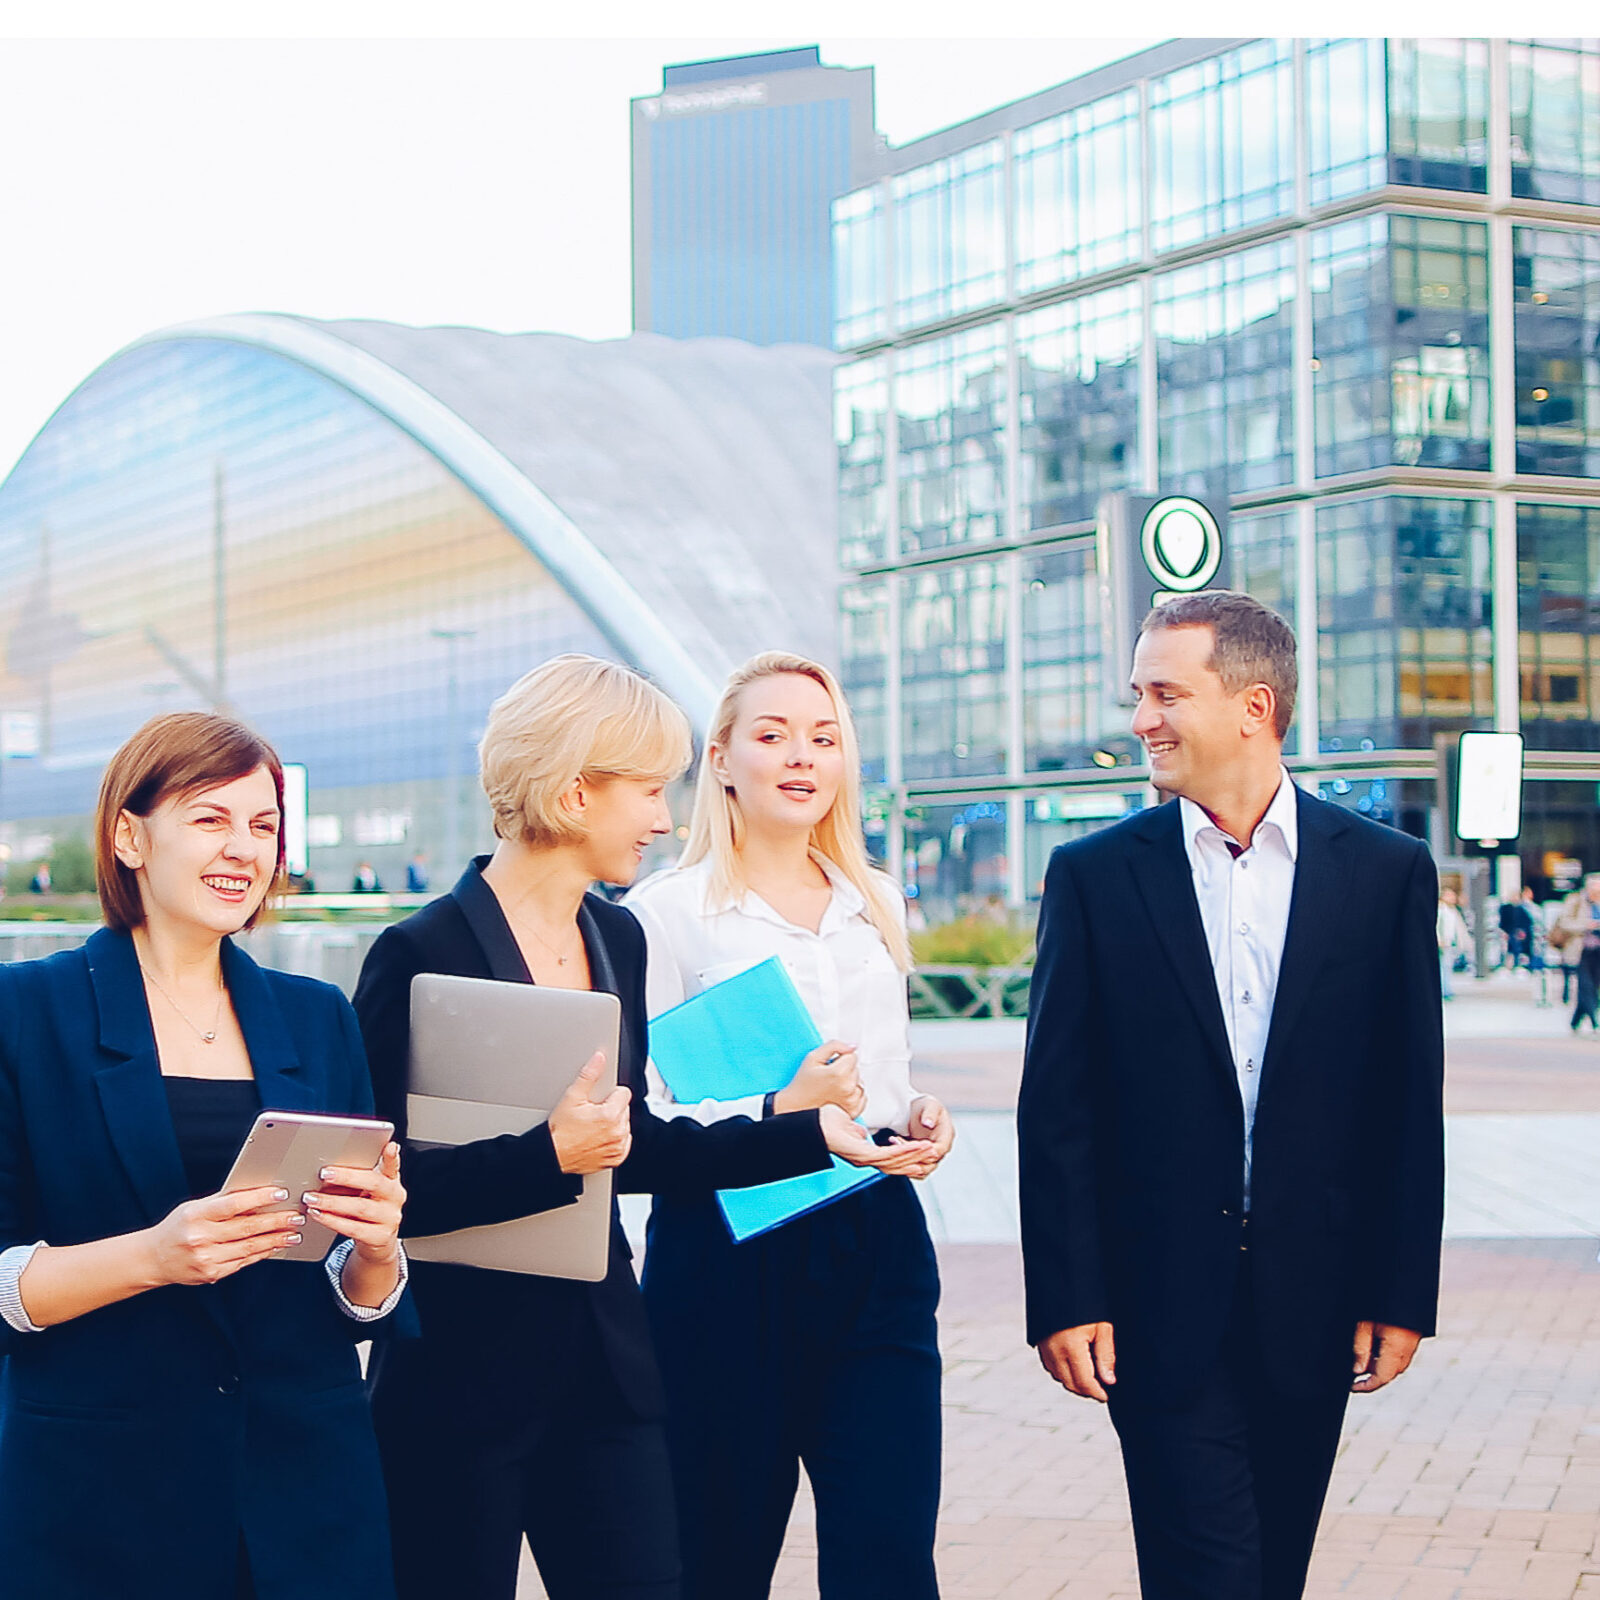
[832,36,1600,914]
[0,315,836,886]
[633,47,879,347]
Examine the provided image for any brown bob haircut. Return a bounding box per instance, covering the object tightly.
[95,712,286,933]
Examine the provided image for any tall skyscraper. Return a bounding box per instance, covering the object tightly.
[631,46,879,348]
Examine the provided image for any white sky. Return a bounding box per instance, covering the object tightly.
[0,3,1574,483]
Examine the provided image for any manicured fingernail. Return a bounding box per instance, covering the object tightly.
[273,1189,289,1201]
[290,1215,305,1226]
[319,1168,332,1181]
[287,1233,302,1244]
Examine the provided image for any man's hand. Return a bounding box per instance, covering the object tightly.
[1351,1321,1422,1394]
[1037,1321,1117,1403]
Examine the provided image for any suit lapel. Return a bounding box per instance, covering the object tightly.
[221,938,315,1112]
[1259,791,1353,1082]
[450,856,533,984]
[1124,803,1237,1095]
[85,928,192,1226]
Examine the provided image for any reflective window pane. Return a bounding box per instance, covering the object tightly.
[1013,90,1142,295]
[1154,240,1296,495]
[1514,226,1600,479]
[904,799,1009,920]
[1510,39,1600,206]
[1517,503,1600,750]
[1317,496,1492,753]
[1229,510,1300,755]
[1148,41,1295,254]
[892,141,1005,330]
[1387,39,1489,193]
[1311,214,1491,476]
[833,186,887,349]
[1306,38,1388,205]
[1017,286,1141,532]
[896,328,1008,556]
[900,558,1008,780]
[836,357,891,567]
[1020,542,1109,774]
[839,579,891,783]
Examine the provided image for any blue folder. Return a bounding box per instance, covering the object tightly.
[646,957,878,1242]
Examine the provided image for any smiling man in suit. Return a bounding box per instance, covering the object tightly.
[1018,591,1444,1600]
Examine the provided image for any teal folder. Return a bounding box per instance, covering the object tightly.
[646,957,878,1242]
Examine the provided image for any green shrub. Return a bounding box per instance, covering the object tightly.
[910,914,1034,968]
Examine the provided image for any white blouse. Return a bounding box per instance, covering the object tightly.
[624,854,922,1137]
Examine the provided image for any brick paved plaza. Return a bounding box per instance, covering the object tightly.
[524,987,1600,1599]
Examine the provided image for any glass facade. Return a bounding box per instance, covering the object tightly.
[1013,90,1142,294]
[1514,225,1600,478]
[1311,213,1492,475]
[1017,285,1141,532]
[894,328,1008,557]
[1518,502,1600,751]
[835,37,1600,907]
[1154,241,1297,494]
[1510,40,1600,206]
[892,142,1006,331]
[0,340,612,876]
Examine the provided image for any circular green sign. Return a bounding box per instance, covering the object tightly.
[1139,497,1222,592]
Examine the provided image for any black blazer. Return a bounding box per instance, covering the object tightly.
[351,858,831,1422]
[1018,791,1445,1400]
[0,928,400,1600]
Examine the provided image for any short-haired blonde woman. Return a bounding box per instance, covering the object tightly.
[626,651,953,1600]
[0,713,407,1600]
[351,654,896,1600]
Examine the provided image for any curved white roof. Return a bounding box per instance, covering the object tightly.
[130,314,840,727]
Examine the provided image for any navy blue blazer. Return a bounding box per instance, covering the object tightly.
[0,928,401,1600]
[1019,791,1446,1402]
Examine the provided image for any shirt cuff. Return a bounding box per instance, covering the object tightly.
[0,1242,46,1334]
[324,1237,409,1323]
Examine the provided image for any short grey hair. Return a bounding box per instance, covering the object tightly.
[1139,590,1298,740]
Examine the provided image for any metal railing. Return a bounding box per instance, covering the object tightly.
[908,960,1034,1020]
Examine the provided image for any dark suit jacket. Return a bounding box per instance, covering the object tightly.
[351,858,831,1424]
[1018,790,1445,1400]
[0,928,400,1600]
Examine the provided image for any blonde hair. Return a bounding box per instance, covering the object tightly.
[479,654,692,847]
[681,651,911,971]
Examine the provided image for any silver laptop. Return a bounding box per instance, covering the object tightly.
[404,973,621,1282]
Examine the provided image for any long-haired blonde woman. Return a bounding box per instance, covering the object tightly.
[626,651,953,1600]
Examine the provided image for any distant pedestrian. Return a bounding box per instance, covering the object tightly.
[352,861,382,893]
[27,862,50,895]
[1437,887,1470,1000]
[404,852,429,894]
[1564,876,1600,1032]
[1498,891,1535,970]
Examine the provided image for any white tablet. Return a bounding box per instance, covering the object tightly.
[223,1110,394,1263]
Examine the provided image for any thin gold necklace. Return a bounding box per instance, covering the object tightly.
[140,965,226,1045]
[507,905,582,968]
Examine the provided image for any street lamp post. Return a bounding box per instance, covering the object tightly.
[431,629,475,873]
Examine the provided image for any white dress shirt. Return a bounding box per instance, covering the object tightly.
[624,854,922,1136]
[1178,768,1299,1207]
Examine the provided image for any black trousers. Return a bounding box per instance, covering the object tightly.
[1573,947,1600,1027]
[1107,1251,1350,1600]
[642,1176,942,1600]
[373,1320,679,1600]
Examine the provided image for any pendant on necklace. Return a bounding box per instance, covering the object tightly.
[201,1031,216,1044]
[557,956,567,966]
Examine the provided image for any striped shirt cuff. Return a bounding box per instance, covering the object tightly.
[0,1242,46,1334]
[324,1237,409,1323]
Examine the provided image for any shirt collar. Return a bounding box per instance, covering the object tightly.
[1179,768,1300,863]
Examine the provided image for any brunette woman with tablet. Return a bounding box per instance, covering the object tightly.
[626,652,955,1600]
[0,713,408,1600]
[352,654,913,1600]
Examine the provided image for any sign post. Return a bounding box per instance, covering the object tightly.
[1098,490,1231,704]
